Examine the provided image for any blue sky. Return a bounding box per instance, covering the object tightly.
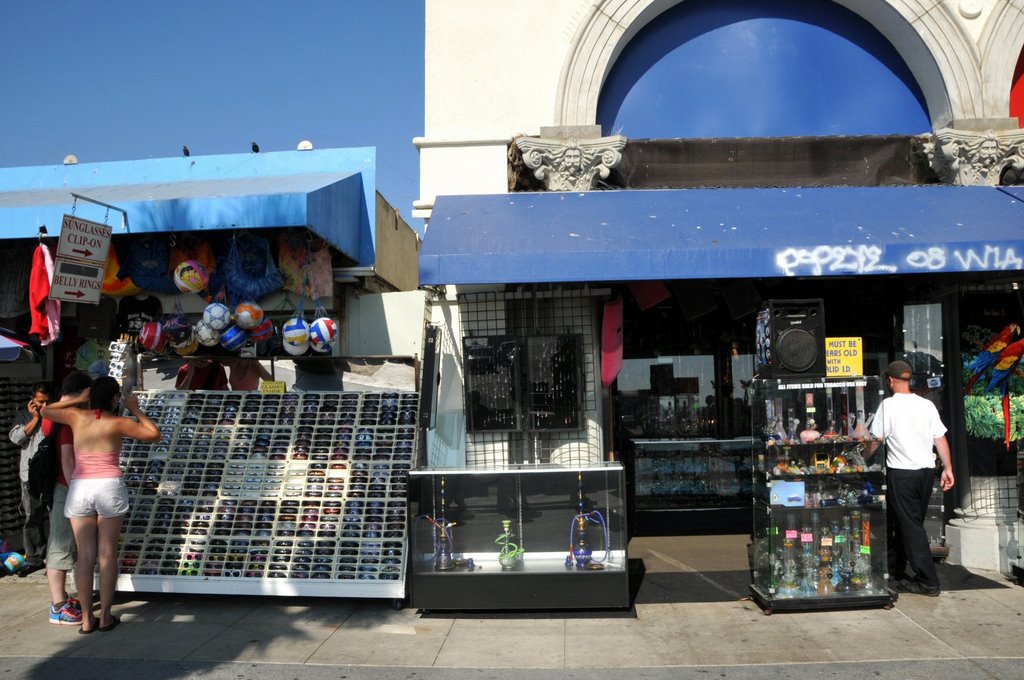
[0,2,424,229]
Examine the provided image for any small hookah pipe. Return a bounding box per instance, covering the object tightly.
[565,471,610,567]
[565,510,611,568]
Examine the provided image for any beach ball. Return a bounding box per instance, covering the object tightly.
[234,301,264,330]
[282,317,310,346]
[283,339,309,356]
[248,318,274,343]
[202,302,232,331]
[164,313,192,345]
[193,319,221,347]
[309,317,337,353]
[219,324,247,352]
[139,321,165,352]
[173,259,209,294]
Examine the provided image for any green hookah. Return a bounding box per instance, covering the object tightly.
[495,519,525,569]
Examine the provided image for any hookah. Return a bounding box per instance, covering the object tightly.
[848,510,864,590]
[816,521,834,595]
[776,514,799,597]
[855,511,874,591]
[565,471,610,570]
[418,476,456,571]
[495,519,525,569]
[798,520,817,596]
[830,517,846,589]
[834,515,854,592]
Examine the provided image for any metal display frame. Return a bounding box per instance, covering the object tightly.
[114,389,416,601]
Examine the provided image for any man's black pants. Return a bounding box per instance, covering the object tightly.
[19,482,49,568]
[886,467,939,589]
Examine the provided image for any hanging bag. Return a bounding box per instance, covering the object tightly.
[220,232,284,302]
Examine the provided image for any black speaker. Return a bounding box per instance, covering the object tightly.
[755,299,826,377]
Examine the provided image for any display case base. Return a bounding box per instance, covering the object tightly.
[749,584,895,615]
[117,575,405,599]
[410,568,631,611]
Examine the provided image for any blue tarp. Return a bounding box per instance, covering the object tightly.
[420,186,1024,284]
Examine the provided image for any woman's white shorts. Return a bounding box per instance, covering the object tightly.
[64,478,129,518]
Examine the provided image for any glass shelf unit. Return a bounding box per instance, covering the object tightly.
[749,377,895,613]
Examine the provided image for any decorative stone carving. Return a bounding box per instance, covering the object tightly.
[515,134,626,191]
[926,128,1024,185]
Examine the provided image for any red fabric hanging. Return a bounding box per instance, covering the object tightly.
[29,244,60,344]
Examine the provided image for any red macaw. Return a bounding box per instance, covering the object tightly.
[964,323,1020,395]
[984,337,1024,450]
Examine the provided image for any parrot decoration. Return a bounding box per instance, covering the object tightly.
[984,337,1024,451]
[963,323,1020,395]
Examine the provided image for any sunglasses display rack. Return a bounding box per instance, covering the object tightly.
[0,379,39,552]
[115,389,417,600]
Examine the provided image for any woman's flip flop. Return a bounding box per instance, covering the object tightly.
[98,615,120,632]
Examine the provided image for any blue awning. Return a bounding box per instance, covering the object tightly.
[0,148,379,266]
[0,173,365,263]
[420,186,1024,284]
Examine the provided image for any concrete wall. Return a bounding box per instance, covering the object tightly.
[373,191,421,292]
[416,0,1024,216]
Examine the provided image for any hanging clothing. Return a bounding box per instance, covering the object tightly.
[76,297,119,340]
[29,244,61,345]
[117,295,163,337]
[0,245,32,318]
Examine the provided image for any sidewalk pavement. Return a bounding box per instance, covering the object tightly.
[1,535,1022,679]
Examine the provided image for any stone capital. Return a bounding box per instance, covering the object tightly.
[515,134,626,191]
[925,127,1024,185]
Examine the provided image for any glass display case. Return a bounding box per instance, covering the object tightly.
[750,377,895,613]
[407,463,630,610]
[631,438,753,530]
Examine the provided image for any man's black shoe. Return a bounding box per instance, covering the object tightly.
[895,579,940,596]
[17,562,44,578]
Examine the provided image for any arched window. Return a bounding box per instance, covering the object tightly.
[597,0,930,138]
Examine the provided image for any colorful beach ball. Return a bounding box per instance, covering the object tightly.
[248,318,275,343]
[282,317,310,346]
[234,301,264,330]
[173,259,210,294]
[139,321,165,352]
[164,313,192,345]
[193,319,221,347]
[202,302,232,331]
[309,317,337,353]
[219,324,247,352]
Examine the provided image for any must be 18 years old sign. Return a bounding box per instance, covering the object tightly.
[825,337,863,377]
[49,214,113,304]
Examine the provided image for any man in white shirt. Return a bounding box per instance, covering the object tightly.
[869,360,954,596]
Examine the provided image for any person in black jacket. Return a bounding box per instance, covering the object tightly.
[8,381,54,574]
